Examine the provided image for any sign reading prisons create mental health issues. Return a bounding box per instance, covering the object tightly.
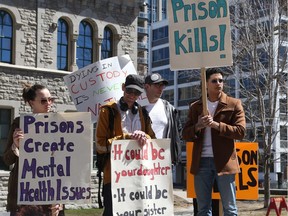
[18,112,92,205]
[168,0,233,69]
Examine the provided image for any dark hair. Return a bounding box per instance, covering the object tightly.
[22,83,47,103]
[206,68,224,81]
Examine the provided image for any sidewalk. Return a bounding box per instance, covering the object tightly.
[173,188,194,215]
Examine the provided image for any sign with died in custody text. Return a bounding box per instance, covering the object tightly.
[63,55,137,122]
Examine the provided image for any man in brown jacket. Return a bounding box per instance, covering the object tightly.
[96,74,155,216]
[182,68,246,216]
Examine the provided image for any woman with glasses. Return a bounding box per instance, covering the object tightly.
[3,83,64,216]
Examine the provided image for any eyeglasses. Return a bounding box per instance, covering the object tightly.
[211,79,223,84]
[39,97,54,105]
[125,88,142,96]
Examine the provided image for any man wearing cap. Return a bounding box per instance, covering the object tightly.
[96,74,155,216]
[144,73,182,165]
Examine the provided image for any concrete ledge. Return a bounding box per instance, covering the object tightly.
[0,172,10,177]
[259,188,288,195]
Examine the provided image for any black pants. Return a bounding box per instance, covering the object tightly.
[103,183,113,216]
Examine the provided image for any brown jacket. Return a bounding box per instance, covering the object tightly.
[96,101,156,185]
[182,93,246,175]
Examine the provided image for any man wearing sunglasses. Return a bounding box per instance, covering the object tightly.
[96,74,155,216]
[182,68,246,216]
[144,73,182,166]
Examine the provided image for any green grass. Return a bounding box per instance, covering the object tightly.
[65,208,103,216]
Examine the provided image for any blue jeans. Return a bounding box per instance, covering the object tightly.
[194,157,237,216]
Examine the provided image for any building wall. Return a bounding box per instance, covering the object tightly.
[0,0,140,70]
[0,0,141,210]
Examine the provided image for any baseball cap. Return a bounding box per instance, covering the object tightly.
[145,73,168,85]
[124,74,144,93]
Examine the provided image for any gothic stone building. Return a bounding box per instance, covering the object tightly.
[0,0,142,210]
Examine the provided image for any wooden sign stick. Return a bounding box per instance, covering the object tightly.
[201,67,208,115]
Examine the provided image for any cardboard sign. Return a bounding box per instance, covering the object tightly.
[168,0,233,69]
[111,139,174,215]
[187,142,259,200]
[18,112,92,204]
[63,55,137,122]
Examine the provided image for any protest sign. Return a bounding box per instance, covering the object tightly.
[63,55,137,122]
[186,142,259,200]
[168,0,233,69]
[111,139,174,215]
[18,112,92,205]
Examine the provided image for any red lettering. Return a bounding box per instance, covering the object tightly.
[106,71,113,79]
[89,77,96,86]
[80,82,88,90]
[151,143,165,160]
[71,84,79,94]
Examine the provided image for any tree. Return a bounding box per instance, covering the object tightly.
[229,0,288,207]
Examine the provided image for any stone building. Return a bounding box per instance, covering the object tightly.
[0,0,142,210]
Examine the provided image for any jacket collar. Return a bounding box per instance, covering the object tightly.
[197,92,228,116]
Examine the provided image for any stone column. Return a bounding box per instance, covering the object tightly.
[97,38,103,60]
[71,34,78,71]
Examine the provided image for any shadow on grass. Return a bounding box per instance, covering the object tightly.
[66,208,103,216]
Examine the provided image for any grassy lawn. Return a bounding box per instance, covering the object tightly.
[65,208,103,216]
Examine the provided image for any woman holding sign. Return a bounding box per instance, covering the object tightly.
[3,84,64,216]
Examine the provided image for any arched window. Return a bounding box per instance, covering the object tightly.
[0,10,13,64]
[101,27,113,60]
[57,18,69,70]
[77,21,93,68]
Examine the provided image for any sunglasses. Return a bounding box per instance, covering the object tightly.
[39,97,54,105]
[211,79,223,84]
[125,88,142,96]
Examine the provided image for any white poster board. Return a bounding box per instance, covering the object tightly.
[168,0,233,69]
[111,139,173,215]
[18,112,92,205]
[63,55,137,122]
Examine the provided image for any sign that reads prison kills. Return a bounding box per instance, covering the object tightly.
[168,0,233,69]
[18,112,92,205]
